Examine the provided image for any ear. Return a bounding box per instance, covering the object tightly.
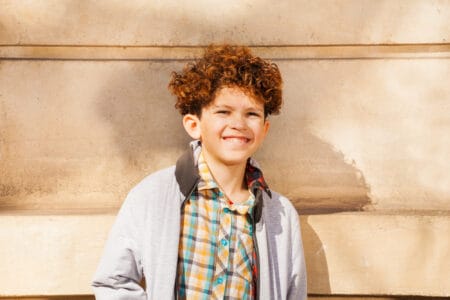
[182,114,202,140]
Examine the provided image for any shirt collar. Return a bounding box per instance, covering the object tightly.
[245,159,271,197]
[197,151,219,191]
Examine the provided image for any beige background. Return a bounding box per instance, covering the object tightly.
[1,0,449,298]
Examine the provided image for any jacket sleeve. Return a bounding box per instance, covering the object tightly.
[92,190,147,299]
[287,208,307,300]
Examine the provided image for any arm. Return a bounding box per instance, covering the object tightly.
[92,190,147,300]
[287,210,307,300]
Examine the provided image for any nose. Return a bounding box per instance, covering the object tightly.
[229,113,246,130]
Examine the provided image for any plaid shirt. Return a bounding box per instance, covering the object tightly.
[176,152,269,299]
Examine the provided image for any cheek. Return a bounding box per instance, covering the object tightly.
[201,123,223,139]
[249,122,267,136]
[208,121,227,133]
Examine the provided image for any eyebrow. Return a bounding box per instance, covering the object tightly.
[212,104,264,112]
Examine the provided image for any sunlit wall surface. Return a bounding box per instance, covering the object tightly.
[1,1,449,298]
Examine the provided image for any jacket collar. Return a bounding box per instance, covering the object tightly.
[175,141,201,200]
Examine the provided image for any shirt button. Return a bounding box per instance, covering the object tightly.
[221,239,228,246]
[216,277,224,284]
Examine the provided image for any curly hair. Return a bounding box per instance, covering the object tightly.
[168,45,283,117]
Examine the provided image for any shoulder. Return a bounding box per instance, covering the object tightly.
[129,165,176,195]
[265,190,299,218]
[121,165,177,210]
[262,190,301,233]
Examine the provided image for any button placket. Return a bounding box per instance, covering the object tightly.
[211,197,234,298]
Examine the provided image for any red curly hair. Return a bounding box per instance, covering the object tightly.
[168,45,283,117]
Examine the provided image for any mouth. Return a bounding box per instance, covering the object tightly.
[222,136,251,144]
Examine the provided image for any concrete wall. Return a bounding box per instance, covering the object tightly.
[1,1,449,298]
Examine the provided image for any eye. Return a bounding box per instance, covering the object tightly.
[216,110,230,115]
[247,111,262,117]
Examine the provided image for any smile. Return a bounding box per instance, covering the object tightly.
[222,136,250,143]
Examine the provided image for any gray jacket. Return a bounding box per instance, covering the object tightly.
[92,142,307,299]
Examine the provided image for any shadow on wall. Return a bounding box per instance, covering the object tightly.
[301,216,331,294]
[256,125,372,215]
[95,61,191,172]
[257,124,372,294]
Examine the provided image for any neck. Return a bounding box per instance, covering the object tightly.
[202,153,249,203]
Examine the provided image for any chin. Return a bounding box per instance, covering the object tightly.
[220,154,252,166]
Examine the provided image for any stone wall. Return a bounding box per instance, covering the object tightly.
[1,1,449,298]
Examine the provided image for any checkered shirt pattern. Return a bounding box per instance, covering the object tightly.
[176,152,269,299]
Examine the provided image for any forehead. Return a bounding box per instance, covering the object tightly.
[211,87,264,108]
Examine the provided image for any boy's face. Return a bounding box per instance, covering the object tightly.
[183,87,270,167]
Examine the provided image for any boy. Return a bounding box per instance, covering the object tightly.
[92,45,307,299]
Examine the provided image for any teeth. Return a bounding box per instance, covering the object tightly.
[224,137,248,143]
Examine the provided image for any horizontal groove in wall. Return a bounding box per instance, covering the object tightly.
[1,44,450,60]
[308,295,449,299]
[1,296,446,300]
[0,297,93,300]
[0,209,448,217]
